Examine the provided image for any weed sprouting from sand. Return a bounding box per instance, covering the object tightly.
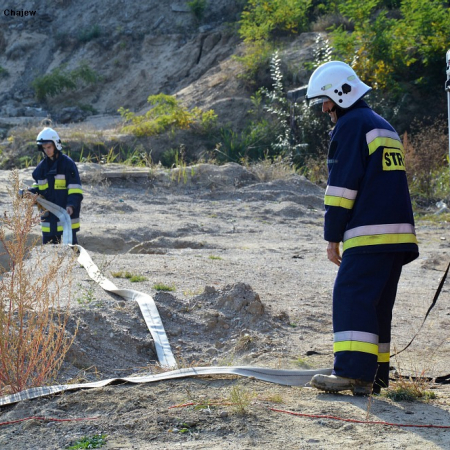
[228,383,255,415]
[384,366,437,402]
[75,283,103,308]
[111,271,148,282]
[153,283,176,292]
[383,348,438,402]
[259,391,284,404]
[67,434,107,449]
[234,333,253,352]
[384,383,436,402]
[293,357,311,369]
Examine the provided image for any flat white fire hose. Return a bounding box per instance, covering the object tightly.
[0,199,332,407]
[0,366,333,407]
[75,245,177,369]
[35,197,73,245]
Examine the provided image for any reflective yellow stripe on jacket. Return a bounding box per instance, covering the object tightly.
[68,183,83,195]
[324,185,358,210]
[343,223,418,252]
[366,128,403,155]
[35,179,49,191]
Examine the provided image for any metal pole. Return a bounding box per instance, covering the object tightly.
[446,49,450,167]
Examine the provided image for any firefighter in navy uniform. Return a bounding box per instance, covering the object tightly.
[305,61,419,395]
[28,127,83,244]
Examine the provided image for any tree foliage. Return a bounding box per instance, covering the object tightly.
[331,0,450,94]
[237,0,313,81]
[239,0,312,42]
[238,0,449,98]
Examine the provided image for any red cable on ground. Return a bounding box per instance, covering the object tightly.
[269,408,450,429]
[167,402,450,429]
[169,402,195,409]
[0,416,98,427]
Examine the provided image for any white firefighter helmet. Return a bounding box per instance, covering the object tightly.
[305,61,371,109]
[36,127,62,151]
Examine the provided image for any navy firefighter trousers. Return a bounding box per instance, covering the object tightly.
[332,252,406,390]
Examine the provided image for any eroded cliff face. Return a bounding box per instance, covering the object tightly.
[0,0,243,118]
[0,0,322,170]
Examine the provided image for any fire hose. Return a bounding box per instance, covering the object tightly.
[0,195,448,407]
[0,197,332,407]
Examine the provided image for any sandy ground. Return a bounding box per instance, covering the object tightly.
[0,163,450,449]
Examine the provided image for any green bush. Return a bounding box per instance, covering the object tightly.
[187,0,207,21]
[32,63,100,101]
[77,25,102,43]
[118,94,217,137]
[214,119,279,163]
[160,148,180,168]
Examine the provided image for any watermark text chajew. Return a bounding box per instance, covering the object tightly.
[4,9,37,17]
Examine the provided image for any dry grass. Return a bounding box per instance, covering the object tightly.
[0,170,78,395]
[247,156,295,182]
[403,118,449,201]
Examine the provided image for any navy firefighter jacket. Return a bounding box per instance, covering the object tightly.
[30,152,83,238]
[324,100,419,265]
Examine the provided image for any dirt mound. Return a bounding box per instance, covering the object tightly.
[61,282,289,384]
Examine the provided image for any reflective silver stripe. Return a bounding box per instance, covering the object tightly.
[71,218,80,225]
[366,128,400,145]
[68,183,82,189]
[334,330,378,344]
[37,179,48,185]
[55,175,66,179]
[343,223,415,241]
[325,185,358,200]
[35,197,72,245]
[378,343,390,353]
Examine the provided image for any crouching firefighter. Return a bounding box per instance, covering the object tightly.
[304,61,419,395]
[27,127,83,245]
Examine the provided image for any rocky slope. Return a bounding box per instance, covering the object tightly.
[0,0,242,116]
[0,0,323,141]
